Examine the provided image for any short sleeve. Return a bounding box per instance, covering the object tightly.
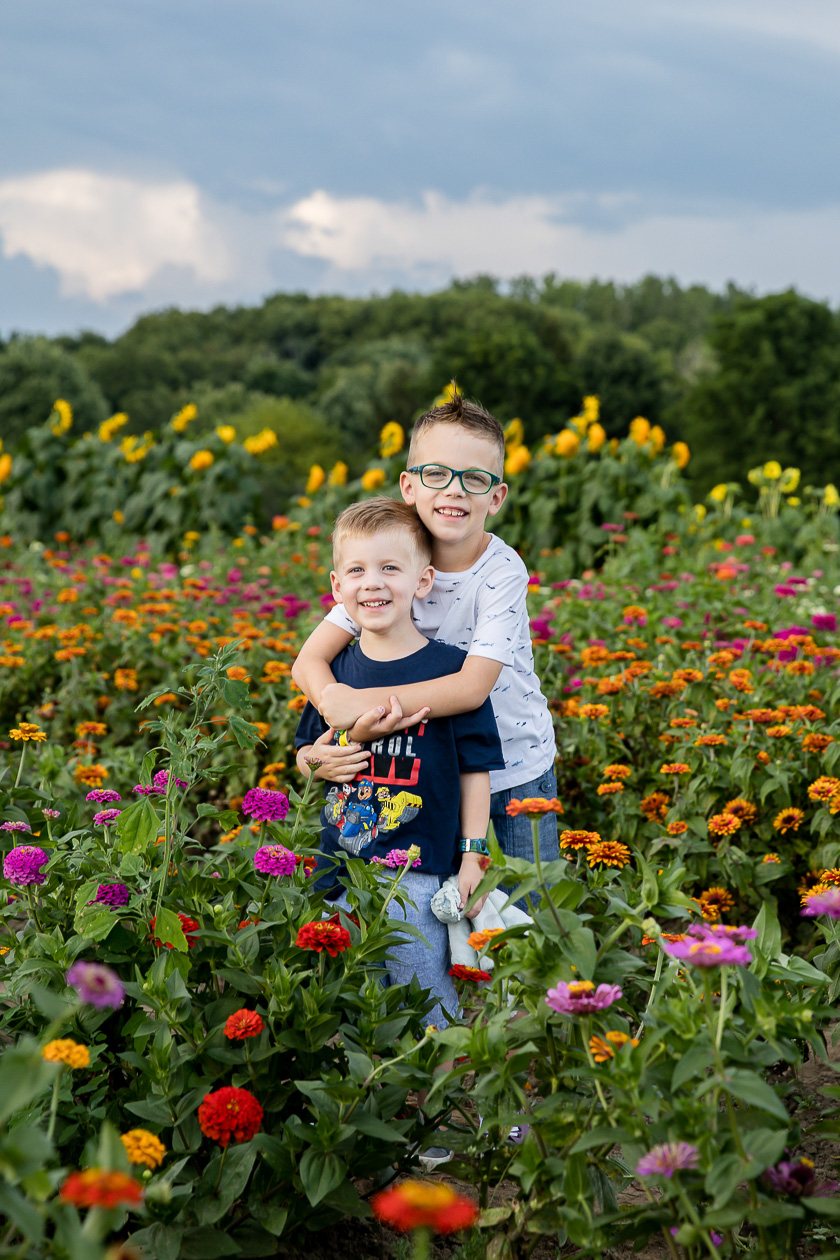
[295,701,329,750]
[452,698,505,774]
[465,561,528,667]
[325,604,360,637]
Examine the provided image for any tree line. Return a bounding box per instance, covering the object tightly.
[2,275,840,495]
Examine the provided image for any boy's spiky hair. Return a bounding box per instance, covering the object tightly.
[407,384,506,476]
[332,497,433,567]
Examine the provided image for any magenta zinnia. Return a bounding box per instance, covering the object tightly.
[636,1142,699,1178]
[3,846,49,886]
[801,886,840,919]
[545,980,622,1014]
[253,844,296,876]
[242,787,290,822]
[662,929,752,967]
[66,961,125,1009]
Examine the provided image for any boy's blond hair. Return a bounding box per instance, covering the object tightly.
[407,388,506,476]
[332,497,433,567]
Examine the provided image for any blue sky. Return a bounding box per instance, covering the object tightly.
[2,0,839,335]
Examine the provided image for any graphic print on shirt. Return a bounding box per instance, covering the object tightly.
[324,726,425,856]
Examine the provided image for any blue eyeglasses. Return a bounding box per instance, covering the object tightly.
[407,464,501,494]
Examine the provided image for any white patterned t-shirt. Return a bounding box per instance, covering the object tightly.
[325,534,556,793]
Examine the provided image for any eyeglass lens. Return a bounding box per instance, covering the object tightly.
[420,465,494,493]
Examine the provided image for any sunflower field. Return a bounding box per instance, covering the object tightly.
[1,396,840,1260]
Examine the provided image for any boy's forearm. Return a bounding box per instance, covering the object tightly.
[459,771,491,839]
[326,657,503,726]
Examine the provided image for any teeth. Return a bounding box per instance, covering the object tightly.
[438,508,466,517]
[361,600,389,607]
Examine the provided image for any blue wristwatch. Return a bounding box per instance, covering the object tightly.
[459,837,489,855]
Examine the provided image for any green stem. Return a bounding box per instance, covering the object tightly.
[289,769,318,848]
[14,743,26,789]
[26,886,43,933]
[715,966,728,1052]
[530,816,567,937]
[47,1072,61,1142]
[595,918,631,962]
[636,947,665,1036]
[411,1228,431,1260]
[214,1146,228,1196]
[674,1180,722,1260]
[153,785,173,925]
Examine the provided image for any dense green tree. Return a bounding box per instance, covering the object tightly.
[574,330,666,433]
[0,337,109,444]
[677,291,840,491]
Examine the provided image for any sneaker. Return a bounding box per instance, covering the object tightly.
[507,1122,530,1144]
[417,1143,452,1172]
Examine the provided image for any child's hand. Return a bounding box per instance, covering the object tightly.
[309,727,369,783]
[348,695,430,742]
[319,683,366,729]
[458,853,488,919]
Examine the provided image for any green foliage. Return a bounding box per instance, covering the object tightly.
[0,338,108,446]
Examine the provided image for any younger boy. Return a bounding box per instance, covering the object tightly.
[292,394,560,876]
[294,497,504,1033]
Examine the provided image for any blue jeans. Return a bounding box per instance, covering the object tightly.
[334,871,458,1030]
[490,766,560,908]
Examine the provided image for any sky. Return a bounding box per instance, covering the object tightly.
[1,0,839,337]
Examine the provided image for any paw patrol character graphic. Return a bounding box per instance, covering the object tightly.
[324,778,380,856]
[375,787,422,831]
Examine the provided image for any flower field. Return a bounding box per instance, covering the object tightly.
[1,402,840,1259]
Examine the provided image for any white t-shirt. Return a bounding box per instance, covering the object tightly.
[325,534,556,793]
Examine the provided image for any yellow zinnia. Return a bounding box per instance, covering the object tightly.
[709,484,728,503]
[42,1039,90,1069]
[629,416,651,445]
[555,429,580,457]
[121,1129,166,1170]
[671,441,690,469]
[504,418,524,450]
[361,468,386,491]
[305,465,325,495]
[582,394,600,423]
[328,461,348,486]
[779,467,800,493]
[505,445,531,475]
[763,460,782,480]
[189,450,214,471]
[379,422,404,458]
[216,425,236,444]
[243,428,278,455]
[825,484,839,507]
[171,403,197,434]
[649,424,666,453]
[587,422,607,453]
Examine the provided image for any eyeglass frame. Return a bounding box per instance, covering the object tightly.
[406,463,503,495]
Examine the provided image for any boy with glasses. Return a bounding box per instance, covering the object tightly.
[292,393,559,879]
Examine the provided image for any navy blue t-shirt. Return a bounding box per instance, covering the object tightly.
[295,639,504,887]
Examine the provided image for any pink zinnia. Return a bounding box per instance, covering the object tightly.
[801,887,840,919]
[93,809,122,826]
[254,844,296,877]
[85,789,121,803]
[242,788,290,823]
[662,934,752,968]
[545,980,622,1015]
[3,845,49,886]
[636,1142,699,1178]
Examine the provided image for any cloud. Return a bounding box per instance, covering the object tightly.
[3,166,840,320]
[0,168,229,301]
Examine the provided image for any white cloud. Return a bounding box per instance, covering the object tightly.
[0,169,230,301]
[2,166,840,312]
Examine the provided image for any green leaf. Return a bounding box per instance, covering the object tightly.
[0,1042,57,1125]
[125,1098,175,1124]
[349,1112,407,1143]
[561,928,596,980]
[116,796,161,855]
[129,1225,184,1260]
[637,854,659,908]
[180,1227,241,1258]
[229,716,261,749]
[217,1143,257,1212]
[0,1181,45,1243]
[251,1203,288,1237]
[72,906,116,943]
[222,678,253,712]
[753,901,782,962]
[298,1148,345,1207]
[722,1070,789,1121]
[705,1153,744,1207]
[672,1043,713,1090]
[742,1127,788,1170]
[803,1197,840,1218]
[570,1125,629,1153]
[152,908,188,953]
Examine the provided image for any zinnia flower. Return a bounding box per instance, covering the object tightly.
[370,848,423,869]
[242,787,290,822]
[0,820,31,833]
[667,821,689,836]
[85,789,121,803]
[636,1142,699,1178]
[372,1180,478,1234]
[695,887,734,921]
[467,928,505,950]
[808,776,840,803]
[60,1168,143,1209]
[224,1009,265,1040]
[707,813,742,838]
[660,763,690,775]
[150,913,200,949]
[92,808,122,826]
[449,964,492,983]
[773,807,804,833]
[545,980,622,1014]
[505,797,564,816]
[801,886,840,918]
[586,841,631,869]
[763,1156,838,1198]
[589,1031,639,1061]
[66,961,124,1009]
[93,883,131,908]
[662,933,752,968]
[9,723,46,742]
[42,1039,90,1069]
[295,921,352,956]
[560,829,601,852]
[253,844,296,876]
[3,846,49,886]
[121,1129,166,1169]
[723,798,757,824]
[198,1086,263,1147]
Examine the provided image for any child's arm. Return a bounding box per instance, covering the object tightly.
[457,770,492,919]
[295,728,370,783]
[321,657,504,737]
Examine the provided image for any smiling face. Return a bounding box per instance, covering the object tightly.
[400,424,508,554]
[330,528,434,636]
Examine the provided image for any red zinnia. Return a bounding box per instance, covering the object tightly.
[224,1009,265,1040]
[372,1180,478,1234]
[198,1086,263,1147]
[295,921,352,956]
[59,1168,144,1209]
[150,913,200,949]
[449,964,491,983]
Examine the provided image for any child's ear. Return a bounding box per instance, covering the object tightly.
[399,470,415,505]
[329,570,343,603]
[415,564,434,600]
[486,482,509,517]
